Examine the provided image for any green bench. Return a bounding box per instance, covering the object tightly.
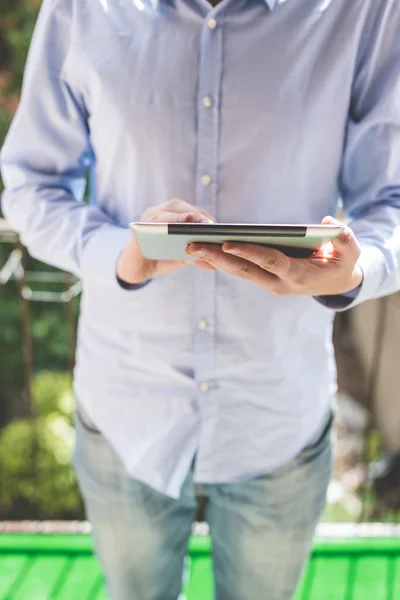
[1,527,400,599]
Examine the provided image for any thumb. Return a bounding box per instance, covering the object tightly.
[322,215,360,260]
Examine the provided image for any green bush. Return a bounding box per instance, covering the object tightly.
[0,370,83,519]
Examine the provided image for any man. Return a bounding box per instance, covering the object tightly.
[1,0,400,598]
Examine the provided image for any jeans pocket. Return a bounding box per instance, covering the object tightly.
[298,411,334,460]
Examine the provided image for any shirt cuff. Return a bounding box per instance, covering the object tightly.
[81,224,132,290]
[315,285,361,310]
[116,276,152,290]
[314,244,384,311]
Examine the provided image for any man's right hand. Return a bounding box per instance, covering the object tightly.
[116,199,216,286]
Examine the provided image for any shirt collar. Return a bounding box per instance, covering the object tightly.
[151,0,279,11]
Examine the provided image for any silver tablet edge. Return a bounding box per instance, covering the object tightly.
[130,223,168,234]
[306,225,344,237]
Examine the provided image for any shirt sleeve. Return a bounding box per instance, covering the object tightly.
[315,0,400,311]
[316,284,362,310]
[116,276,152,291]
[0,0,131,289]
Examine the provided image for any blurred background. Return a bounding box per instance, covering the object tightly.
[0,0,82,522]
[0,2,400,598]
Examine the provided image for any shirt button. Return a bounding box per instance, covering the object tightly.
[207,18,217,30]
[198,319,209,330]
[199,381,209,392]
[202,96,213,109]
[200,174,212,186]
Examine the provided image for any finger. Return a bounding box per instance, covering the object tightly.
[162,201,214,223]
[161,199,214,221]
[162,199,195,213]
[198,208,215,223]
[221,242,291,277]
[145,199,215,223]
[186,244,280,289]
[312,241,338,262]
[322,215,360,261]
[156,260,185,272]
[151,211,211,223]
[143,200,194,220]
[188,261,217,271]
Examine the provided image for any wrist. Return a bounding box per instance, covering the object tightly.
[348,263,363,293]
[116,244,152,286]
[116,274,152,290]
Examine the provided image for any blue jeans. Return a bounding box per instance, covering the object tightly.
[72,407,332,600]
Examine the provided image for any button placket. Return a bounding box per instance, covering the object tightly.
[193,12,224,400]
[199,381,210,393]
[200,174,212,186]
[202,95,213,109]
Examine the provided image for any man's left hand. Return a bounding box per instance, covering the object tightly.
[185,216,363,297]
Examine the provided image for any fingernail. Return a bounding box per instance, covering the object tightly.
[192,250,206,258]
[224,247,239,255]
[200,218,213,223]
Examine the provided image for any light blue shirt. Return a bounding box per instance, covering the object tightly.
[2,0,400,498]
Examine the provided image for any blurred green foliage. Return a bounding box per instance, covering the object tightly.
[0,1,78,427]
[0,371,83,519]
[0,0,82,520]
[0,110,9,145]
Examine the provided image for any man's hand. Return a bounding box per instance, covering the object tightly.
[185,216,363,296]
[117,200,215,285]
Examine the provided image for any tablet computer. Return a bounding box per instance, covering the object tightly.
[130,222,344,260]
